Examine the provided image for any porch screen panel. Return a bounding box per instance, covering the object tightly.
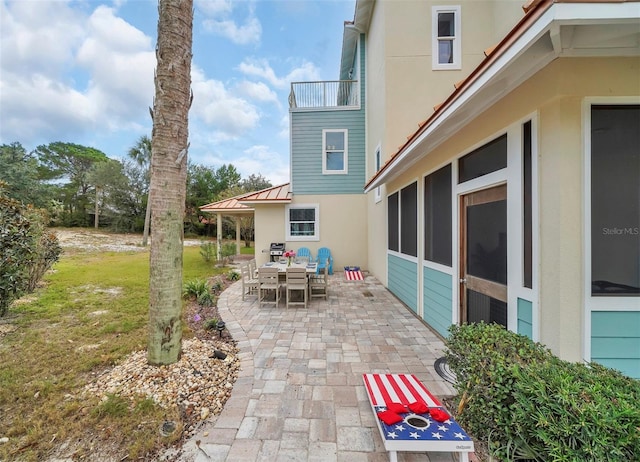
[424,164,452,266]
[388,192,399,251]
[591,105,640,295]
[458,134,507,183]
[400,182,418,257]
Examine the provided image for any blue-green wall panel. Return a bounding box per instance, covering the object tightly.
[591,311,640,379]
[517,298,533,339]
[388,254,418,313]
[290,35,366,196]
[423,267,453,338]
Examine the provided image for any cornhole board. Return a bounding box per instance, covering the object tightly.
[363,373,474,462]
[345,269,364,281]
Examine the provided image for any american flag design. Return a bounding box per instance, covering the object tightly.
[345,270,364,281]
[363,374,474,453]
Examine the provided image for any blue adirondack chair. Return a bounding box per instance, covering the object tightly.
[316,247,333,275]
[296,247,313,263]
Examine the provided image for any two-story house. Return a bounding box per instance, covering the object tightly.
[230,0,639,379]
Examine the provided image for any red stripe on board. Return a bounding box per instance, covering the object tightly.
[373,374,395,405]
[405,374,443,406]
[387,374,414,405]
[345,270,363,281]
[363,374,382,405]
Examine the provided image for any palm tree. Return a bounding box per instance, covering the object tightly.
[128,135,152,246]
[147,0,193,365]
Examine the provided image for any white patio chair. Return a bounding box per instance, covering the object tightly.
[309,262,328,301]
[285,267,308,308]
[240,263,259,300]
[258,266,282,308]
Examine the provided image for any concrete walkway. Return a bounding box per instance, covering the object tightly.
[175,272,465,462]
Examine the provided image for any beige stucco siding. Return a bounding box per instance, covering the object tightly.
[254,195,368,271]
[379,56,639,362]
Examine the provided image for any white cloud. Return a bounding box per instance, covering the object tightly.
[191,67,260,140]
[236,145,289,185]
[198,0,261,45]
[234,81,279,105]
[237,58,321,89]
[278,114,289,139]
[0,1,154,146]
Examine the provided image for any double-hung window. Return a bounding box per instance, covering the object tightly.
[323,129,348,174]
[432,6,461,70]
[286,204,319,241]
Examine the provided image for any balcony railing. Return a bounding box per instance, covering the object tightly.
[289,80,359,109]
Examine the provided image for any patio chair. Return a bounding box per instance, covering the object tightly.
[296,247,313,264]
[315,247,333,275]
[248,258,258,278]
[285,267,308,308]
[309,263,328,300]
[258,266,282,308]
[240,263,259,300]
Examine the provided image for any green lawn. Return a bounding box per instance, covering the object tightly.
[0,246,226,461]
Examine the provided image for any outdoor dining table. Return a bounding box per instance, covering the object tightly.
[261,260,318,277]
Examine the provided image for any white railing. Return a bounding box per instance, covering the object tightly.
[289,80,359,109]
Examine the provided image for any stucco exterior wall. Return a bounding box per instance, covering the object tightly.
[254,195,368,271]
[381,56,639,363]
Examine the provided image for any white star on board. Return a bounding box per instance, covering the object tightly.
[410,432,421,439]
[387,431,398,439]
[444,419,452,425]
[395,424,405,431]
[438,425,448,432]
[454,432,466,439]
[431,432,443,439]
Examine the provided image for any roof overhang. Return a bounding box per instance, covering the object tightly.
[340,0,375,80]
[364,0,640,192]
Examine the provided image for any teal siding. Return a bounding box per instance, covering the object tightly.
[388,254,418,313]
[591,311,640,379]
[291,35,366,195]
[517,298,533,339]
[291,110,365,194]
[423,267,453,338]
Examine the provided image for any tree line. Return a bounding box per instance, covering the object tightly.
[0,139,271,243]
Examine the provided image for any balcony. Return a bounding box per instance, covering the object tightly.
[289,80,359,110]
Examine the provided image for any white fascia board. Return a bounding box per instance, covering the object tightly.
[365,2,639,192]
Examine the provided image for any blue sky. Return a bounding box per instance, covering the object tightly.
[0,0,356,185]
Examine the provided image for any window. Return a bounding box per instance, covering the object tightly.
[432,6,461,70]
[401,182,418,257]
[322,129,348,174]
[458,134,507,183]
[424,164,452,266]
[523,121,532,288]
[374,145,382,202]
[388,193,399,251]
[286,204,319,241]
[591,105,640,295]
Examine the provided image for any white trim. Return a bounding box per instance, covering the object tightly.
[374,143,382,203]
[583,96,640,362]
[322,129,348,174]
[432,5,462,70]
[285,203,320,242]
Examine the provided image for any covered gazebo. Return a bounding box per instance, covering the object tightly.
[199,196,254,259]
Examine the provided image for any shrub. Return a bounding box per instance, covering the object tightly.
[0,186,61,316]
[221,243,236,265]
[227,270,240,281]
[182,279,209,300]
[445,323,640,461]
[199,241,217,262]
[196,290,214,307]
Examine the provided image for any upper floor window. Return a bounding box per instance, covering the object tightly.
[286,204,320,241]
[432,6,461,70]
[323,129,348,174]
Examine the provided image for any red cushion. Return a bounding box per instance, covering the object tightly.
[386,402,407,414]
[408,401,429,414]
[377,410,403,425]
[429,408,450,422]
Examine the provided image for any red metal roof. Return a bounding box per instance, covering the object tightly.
[238,183,292,204]
[200,197,253,214]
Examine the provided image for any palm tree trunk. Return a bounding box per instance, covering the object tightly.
[142,197,151,247]
[147,0,193,365]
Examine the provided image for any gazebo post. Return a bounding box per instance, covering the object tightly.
[216,213,222,261]
[235,219,241,255]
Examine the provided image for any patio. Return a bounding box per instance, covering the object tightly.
[173,271,469,462]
